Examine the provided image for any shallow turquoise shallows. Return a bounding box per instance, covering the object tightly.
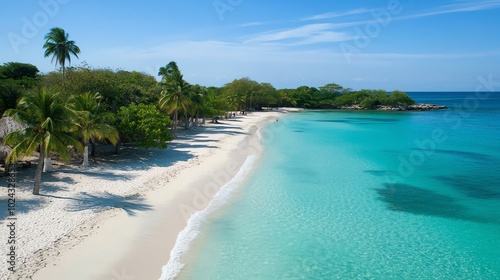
[178,92,500,280]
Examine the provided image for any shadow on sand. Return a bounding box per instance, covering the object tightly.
[0,121,252,221]
[0,197,47,222]
[40,192,152,216]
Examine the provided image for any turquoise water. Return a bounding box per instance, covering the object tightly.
[176,92,500,279]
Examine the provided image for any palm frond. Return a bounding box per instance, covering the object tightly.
[69,92,120,145]
[3,129,43,164]
[43,27,80,72]
[4,88,82,163]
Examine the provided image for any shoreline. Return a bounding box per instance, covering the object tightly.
[161,154,259,279]
[1,109,294,280]
[163,114,283,279]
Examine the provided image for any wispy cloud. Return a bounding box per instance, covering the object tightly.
[301,8,373,21]
[292,31,354,45]
[104,40,500,65]
[350,50,500,60]
[94,39,500,90]
[252,0,500,47]
[442,0,500,12]
[243,23,354,45]
[397,0,500,20]
[244,23,333,42]
[240,21,268,27]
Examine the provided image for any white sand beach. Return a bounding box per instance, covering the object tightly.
[0,110,296,280]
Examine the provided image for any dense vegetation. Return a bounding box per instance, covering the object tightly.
[1,61,417,147]
[0,62,41,114]
[0,27,417,194]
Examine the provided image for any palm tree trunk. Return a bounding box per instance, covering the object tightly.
[184,111,189,130]
[33,146,44,195]
[43,156,54,172]
[90,138,96,157]
[82,142,89,167]
[115,140,120,154]
[172,109,178,137]
[62,63,66,85]
[194,110,199,127]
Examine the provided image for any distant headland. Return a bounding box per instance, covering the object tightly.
[336,103,448,111]
[278,87,448,111]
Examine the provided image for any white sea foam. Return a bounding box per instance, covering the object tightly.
[159,154,257,280]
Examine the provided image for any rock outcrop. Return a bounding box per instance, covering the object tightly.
[377,104,447,111]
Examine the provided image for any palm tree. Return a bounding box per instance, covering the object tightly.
[70,92,119,167]
[3,88,82,195]
[190,85,206,126]
[157,64,171,83]
[43,27,81,83]
[227,94,243,112]
[158,62,191,137]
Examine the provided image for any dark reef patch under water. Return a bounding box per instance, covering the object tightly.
[311,119,351,123]
[434,175,500,199]
[310,117,401,125]
[375,183,492,223]
[346,117,400,123]
[434,149,493,162]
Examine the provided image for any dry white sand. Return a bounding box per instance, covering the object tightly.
[0,110,296,280]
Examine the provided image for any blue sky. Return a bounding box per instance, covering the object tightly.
[1,0,500,91]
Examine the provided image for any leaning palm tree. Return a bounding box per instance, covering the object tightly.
[43,27,80,83]
[70,92,119,167]
[158,62,191,137]
[3,88,82,195]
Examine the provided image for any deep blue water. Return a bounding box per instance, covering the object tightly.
[172,92,500,279]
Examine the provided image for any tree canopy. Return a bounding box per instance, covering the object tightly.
[116,103,173,149]
[0,62,40,114]
[0,62,39,79]
[1,59,418,155]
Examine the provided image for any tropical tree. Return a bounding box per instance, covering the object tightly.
[3,88,82,195]
[0,62,40,114]
[388,90,416,106]
[158,62,191,137]
[43,27,81,83]
[278,89,296,107]
[157,64,171,83]
[190,84,206,126]
[254,82,279,109]
[70,92,119,167]
[202,87,229,120]
[116,103,173,149]
[42,65,161,111]
[223,78,260,111]
[0,62,39,79]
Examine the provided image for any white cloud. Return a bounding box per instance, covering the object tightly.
[302,8,373,21]
[242,23,356,46]
[238,0,498,48]
[244,23,334,43]
[396,0,500,20]
[240,22,268,27]
[293,31,354,45]
[237,1,500,48]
